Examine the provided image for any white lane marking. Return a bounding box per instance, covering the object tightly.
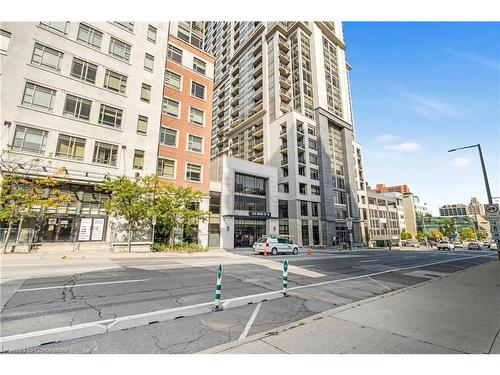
[359,259,378,263]
[18,278,150,292]
[1,264,51,267]
[404,256,417,259]
[366,276,391,291]
[239,302,262,340]
[288,254,491,291]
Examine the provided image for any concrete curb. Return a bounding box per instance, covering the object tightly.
[0,289,285,352]
[198,261,493,354]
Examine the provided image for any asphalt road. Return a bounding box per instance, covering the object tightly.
[1,248,496,353]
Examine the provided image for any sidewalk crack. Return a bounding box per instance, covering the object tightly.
[487,326,500,354]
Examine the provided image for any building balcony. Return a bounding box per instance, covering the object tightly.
[253,64,263,78]
[231,108,239,118]
[297,141,305,149]
[279,64,291,77]
[252,138,264,150]
[280,89,291,102]
[232,76,240,85]
[280,127,287,135]
[253,100,264,113]
[217,100,225,108]
[281,158,288,166]
[278,38,289,52]
[253,77,263,89]
[231,119,241,128]
[279,77,291,90]
[217,110,225,118]
[218,90,225,98]
[281,103,291,113]
[280,143,288,150]
[253,52,262,66]
[298,158,306,165]
[253,88,263,101]
[232,65,240,76]
[231,96,239,107]
[232,85,240,95]
[279,52,290,64]
[297,125,304,134]
[253,124,263,137]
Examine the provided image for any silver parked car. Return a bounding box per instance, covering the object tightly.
[467,241,482,250]
[253,236,299,255]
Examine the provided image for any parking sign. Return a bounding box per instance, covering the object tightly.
[485,204,499,222]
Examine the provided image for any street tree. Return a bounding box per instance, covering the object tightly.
[460,227,476,240]
[439,218,456,239]
[429,229,443,241]
[0,150,70,253]
[476,229,487,241]
[99,175,156,252]
[154,184,208,246]
[416,231,426,242]
[400,229,412,240]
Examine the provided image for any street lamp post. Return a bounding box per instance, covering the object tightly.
[448,144,499,260]
[346,192,353,251]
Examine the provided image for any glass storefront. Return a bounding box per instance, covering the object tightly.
[234,218,266,248]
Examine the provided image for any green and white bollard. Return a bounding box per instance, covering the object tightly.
[213,264,224,311]
[282,259,289,296]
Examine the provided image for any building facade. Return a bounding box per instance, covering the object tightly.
[204,21,362,247]
[439,204,468,217]
[159,22,215,246]
[366,191,401,246]
[1,22,169,245]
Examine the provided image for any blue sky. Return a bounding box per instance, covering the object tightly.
[343,22,500,214]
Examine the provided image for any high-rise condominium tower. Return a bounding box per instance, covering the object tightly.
[204,22,362,246]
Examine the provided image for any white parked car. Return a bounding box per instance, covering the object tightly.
[253,236,299,255]
[467,241,482,250]
[437,240,455,251]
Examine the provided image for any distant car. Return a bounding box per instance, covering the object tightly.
[467,241,482,250]
[437,240,455,250]
[405,241,419,248]
[487,242,497,250]
[253,236,299,255]
[453,241,464,248]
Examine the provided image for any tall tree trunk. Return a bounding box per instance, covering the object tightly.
[128,222,132,253]
[16,217,24,243]
[3,222,13,254]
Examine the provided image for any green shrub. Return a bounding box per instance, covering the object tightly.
[153,242,208,253]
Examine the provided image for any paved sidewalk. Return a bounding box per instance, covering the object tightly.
[203,261,500,354]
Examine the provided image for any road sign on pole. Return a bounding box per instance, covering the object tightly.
[485,204,499,221]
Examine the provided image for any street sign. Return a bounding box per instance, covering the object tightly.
[485,204,499,221]
[346,217,353,231]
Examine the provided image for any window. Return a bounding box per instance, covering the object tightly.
[159,127,177,147]
[308,124,316,136]
[299,166,305,176]
[162,98,179,117]
[279,183,289,193]
[12,125,48,154]
[144,53,154,72]
[189,107,204,126]
[104,69,127,93]
[191,81,206,99]
[71,58,97,84]
[93,142,118,166]
[137,115,148,135]
[311,185,320,196]
[167,44,183,64]
[1,29,11,55]
[193,57,206,74]
[31,43,63,71]
[77,24,102,49]
[312,202,319,217]
[309,139,317,150]
[55,134,85,160]
[141,83,151,102]
[114,22,135,32]
[300,201,308,216]
[109,38,131,61]
[301,221,309,246]
[234,173,266,196]
[299,183,307,195]
[98,104,123,128]
[310,169,319,180]
[22,82,56,111]
[147,25,157,43]
[165,70,182,90]
[187,134,203,153]
[282,167,288,177]
[40,21,68,34]
[186,163,202,182]
[310,153,318,165]
[63,94,92,120]
[157,158,175,178]
[133,150,144,170]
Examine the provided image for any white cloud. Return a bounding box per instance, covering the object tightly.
[450,156,471,168]
[447,49,500,71]
[383,142,422,152]
[375,133,399,143]
[392,88,464,119]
